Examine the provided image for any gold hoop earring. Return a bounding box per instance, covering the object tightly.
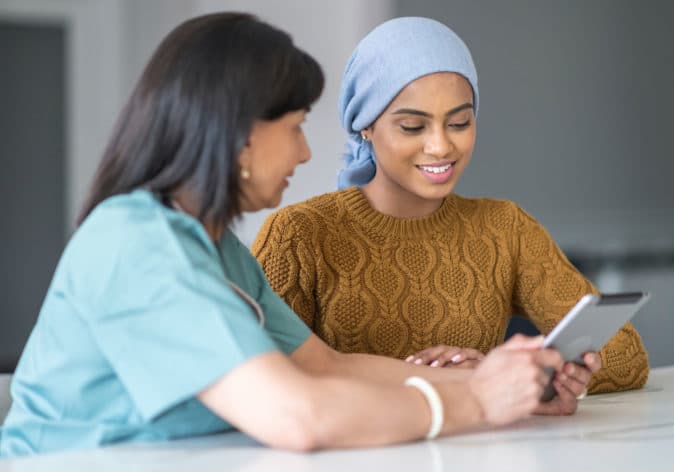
[241,168,251,180]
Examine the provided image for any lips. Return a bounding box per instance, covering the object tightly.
[415,161,456,183]
[416,163,453,174]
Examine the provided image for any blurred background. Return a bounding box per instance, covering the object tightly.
[1,0,672,373]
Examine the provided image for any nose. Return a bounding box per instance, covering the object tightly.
[423,126,453,158]
[298,131,311,164]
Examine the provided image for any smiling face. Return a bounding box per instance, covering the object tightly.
[361,72,476,217]
[238,110,311,212]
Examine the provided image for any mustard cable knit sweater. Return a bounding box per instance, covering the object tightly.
[252,187,649,393]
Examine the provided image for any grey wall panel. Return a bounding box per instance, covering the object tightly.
[394,0,674,250]
[0,21,66,372]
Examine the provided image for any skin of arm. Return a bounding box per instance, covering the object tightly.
[198,335,563,451]
[292,331,595,416]
[198,351,431,451]
[290,332,473,384]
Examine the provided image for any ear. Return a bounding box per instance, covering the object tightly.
[237,138,253,169]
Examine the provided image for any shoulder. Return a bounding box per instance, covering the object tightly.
[77,190,201,256]
[71,191,161,260]
[452,194,523,230]
[274,189,350,223]
[65,191,214,291]
[254,190,351,246]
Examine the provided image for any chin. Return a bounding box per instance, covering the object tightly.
[264,195,284,210]
[418,184,455,201]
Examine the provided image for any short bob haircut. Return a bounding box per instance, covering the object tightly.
[78,12,324,227]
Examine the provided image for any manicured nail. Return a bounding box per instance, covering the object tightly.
[430,360,440,367]
[414,358,424,365]
[405,356,414,362]
[451,354,462,363]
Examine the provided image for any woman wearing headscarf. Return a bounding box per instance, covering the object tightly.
[253,17,648,403]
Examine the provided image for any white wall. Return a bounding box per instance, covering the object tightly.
[119,0,198,97]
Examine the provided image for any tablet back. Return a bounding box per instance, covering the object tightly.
[544,292,651,364]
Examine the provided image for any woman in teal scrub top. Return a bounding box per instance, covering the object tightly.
[1,12,575,457]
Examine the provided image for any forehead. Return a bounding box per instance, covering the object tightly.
[387,72,474,110]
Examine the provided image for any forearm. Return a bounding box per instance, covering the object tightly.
[308,375,429,447]
[588,324,650,393]
[308,375,483,448]
[200,351,483,450]
[336,351,473,385]
[511,217,649,394]
[291,333,472,385]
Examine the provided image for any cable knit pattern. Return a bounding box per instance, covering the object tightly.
[252,187,649,393]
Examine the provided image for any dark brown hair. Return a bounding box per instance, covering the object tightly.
[78,12,323,227]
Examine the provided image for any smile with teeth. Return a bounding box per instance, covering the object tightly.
[416,163,454,174]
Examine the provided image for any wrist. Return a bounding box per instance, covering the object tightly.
[463,376,487,425]
[404,376,444,440]
[429,379,486,436]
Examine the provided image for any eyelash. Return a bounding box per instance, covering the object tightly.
[400,121,471,133]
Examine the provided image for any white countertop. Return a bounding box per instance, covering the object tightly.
[3,366,674,471]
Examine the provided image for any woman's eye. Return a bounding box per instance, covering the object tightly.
[400,124,424,132]
[449,120,471,129]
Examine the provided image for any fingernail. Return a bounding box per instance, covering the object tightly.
[430,360,440,367]
[567,365,575,375]
[405,356,414,362]
[559,373,567,382]
[451,354,462,363]
[414,358,423,365]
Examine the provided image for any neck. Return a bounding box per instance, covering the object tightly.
[170,191,223,242]
[360,178,444,219]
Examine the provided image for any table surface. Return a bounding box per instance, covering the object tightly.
[2,366,674,471]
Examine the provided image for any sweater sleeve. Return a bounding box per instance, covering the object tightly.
[251,208,318,331]
[510,203,649,393]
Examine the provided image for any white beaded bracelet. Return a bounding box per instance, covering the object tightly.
[404,376,444,440]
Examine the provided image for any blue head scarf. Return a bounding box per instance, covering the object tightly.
[337,17,479,189]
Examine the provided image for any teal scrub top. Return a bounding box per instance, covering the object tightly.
[0,190,311,457]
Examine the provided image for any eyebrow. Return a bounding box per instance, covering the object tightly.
[391,102,474,118]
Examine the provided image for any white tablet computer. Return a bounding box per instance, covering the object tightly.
[540,291,650,402]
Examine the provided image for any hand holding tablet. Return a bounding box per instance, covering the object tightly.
[540,292,651,402]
